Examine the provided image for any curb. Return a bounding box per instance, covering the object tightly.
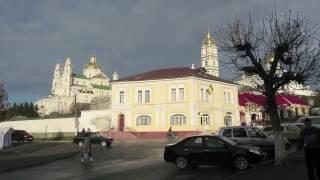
[0,151,79,173]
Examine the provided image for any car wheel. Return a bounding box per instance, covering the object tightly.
[175,156,188,170]
[233,155,249,171]
[101,141,107,147]
[78,141,83,147]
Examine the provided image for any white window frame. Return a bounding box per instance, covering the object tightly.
[224,115,233,126]
[179,88,184,101]
[171,88,176,102]
[170,114,187,126]
[137,90,142,104]
[201,114,211,126]
[119,91,124,104]
[136,115,151,126]
[145,90,150,103]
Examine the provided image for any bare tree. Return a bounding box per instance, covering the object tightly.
[219,11,320,165]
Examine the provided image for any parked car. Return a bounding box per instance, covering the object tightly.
[293,116,320,129]
[11,130,33,142]
[219,126,291,156]
[164,135,266,171]
[262,124,301,142]
[73,132,113,147]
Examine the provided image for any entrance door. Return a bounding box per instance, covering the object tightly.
[119,114,125,131]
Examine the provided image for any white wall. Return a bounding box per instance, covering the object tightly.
[0,118,76,133]
[0,110,112,134]
[79,110,112,132]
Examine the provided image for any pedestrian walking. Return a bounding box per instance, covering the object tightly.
[298,118,320,180]
[80,132,94,162]
[80,128,86,136]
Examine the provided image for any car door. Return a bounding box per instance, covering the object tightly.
[231,127,249,145]
[204,136,232,165]
[246,127,273,151]
[181,137,205,164]
[312,117,320,129]
[90,133,98,144]
[284,125,300,141]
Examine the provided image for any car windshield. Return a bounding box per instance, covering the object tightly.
[296,117,305,123]
[219,136,237,146]
[247,127,266,138]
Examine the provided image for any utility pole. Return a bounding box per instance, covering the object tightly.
[74,94,79,134]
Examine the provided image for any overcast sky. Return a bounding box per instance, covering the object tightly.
[1,0,320,103]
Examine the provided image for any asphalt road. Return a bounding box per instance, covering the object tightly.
[1,140,237,180]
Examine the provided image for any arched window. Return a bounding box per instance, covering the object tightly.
[224,115,232,126]
[136,115,151,126]
[201,114,210,126]
[170,114,187,126]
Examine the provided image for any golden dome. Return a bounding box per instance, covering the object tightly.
[85,56,102,69]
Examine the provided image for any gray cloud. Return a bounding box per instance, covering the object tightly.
[0,0,319,102]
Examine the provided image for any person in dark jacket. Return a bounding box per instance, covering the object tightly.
[298,118,320,180]
[80,132,94,162]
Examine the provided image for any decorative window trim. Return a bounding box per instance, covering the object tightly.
[200,114,211,126]
[136,115,152,126]
[170,114,187,126]
[224,114,233,126]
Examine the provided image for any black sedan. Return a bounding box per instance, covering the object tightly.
[73,132,113,147]
[11,130,33,142]
[164,135,266,170]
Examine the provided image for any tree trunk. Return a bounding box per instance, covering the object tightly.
[266,90,288,165]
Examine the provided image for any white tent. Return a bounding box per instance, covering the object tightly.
[0,127,13,149]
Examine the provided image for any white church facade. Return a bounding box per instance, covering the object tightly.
[36,57,115,116]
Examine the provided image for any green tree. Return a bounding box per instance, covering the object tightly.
[17,103,23,116]
[33,105,39,117]
[12,103,17,116]
[23,102,29,116]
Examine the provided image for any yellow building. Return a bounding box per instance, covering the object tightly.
[111,67,239,137]
[110,32,239,138]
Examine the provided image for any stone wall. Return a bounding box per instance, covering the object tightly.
[0,118,76,134]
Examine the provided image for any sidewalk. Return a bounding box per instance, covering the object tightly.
[0,142,79,173]
[228,151,308,180]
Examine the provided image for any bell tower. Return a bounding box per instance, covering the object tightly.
[201,31,219,77]
[63,57,73,96]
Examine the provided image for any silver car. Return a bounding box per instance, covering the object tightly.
[219,126,290,155]
[262,124,301,142]
[293,116,320,129]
